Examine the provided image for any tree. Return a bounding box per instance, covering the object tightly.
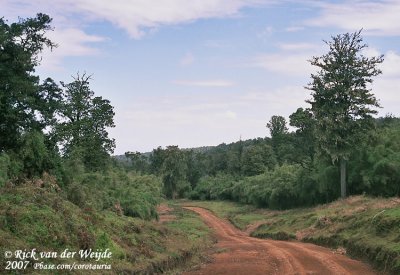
[267,115,288,137]
[18,131,50,178]
[149,146,166,174]
[57,74,115,170]
[241,144,276,176]
[289,108,315,170]
[0,14,57,151]
[241,145,265,176]
[161,146,189,199]
[267,115,291,164]
[306,30,383,198]
[125,151,149,173]
[185,150,203,189]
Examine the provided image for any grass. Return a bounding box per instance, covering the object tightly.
[185,196,400,274]
[180,200,262,230]
[0,185,213,274]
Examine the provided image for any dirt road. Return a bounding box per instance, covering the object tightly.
[183,206,376,275]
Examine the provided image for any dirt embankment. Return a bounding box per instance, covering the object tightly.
[183,206,376,275]
[157,203,176,223]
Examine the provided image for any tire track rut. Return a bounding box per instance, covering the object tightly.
[183,206,376,275]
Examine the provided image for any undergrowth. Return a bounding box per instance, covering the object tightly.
[0,185,212,274]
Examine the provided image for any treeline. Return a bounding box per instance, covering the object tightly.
[0,14,160,219]
[122,116,400,209]
[122,31,400,209]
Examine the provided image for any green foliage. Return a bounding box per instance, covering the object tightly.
[190,173,236,200]
[267,116,292,164]
[289,108,316,169]
[167,114,399,211]
[232,164,303,209]
[0,14,57,152]
[18,131,51,178]
[307,30,383,162]
[267,115,288,138]
[125,151,149,173]
[0,152,23,185]
[56,73,115,171]
[0,153,11,186]
[185,150,204,188]
[149,146,166,174]
[241,144,276,176]
[307,30,384,198]
[0,185,212,273]
[161,146,190,199]
[1,14,115,180]
[348,119,400,196]
[191,164,324,210]
[64,168,162,220]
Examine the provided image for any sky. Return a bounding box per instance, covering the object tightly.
[2,0,400,154]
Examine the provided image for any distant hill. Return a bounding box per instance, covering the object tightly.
[114,136,271,159]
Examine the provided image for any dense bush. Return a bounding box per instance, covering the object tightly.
[64,168,162,220]
[0,153,11,187]
[348,121,400,196]
[189,173,235,200]
[192,164,320,210]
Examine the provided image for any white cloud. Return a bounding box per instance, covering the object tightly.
[172,79,235,87]
[252,29,324,76]
[363,48,400,113]
[250,47,400,116]
[306,1,400,36]
[2,0,266,39]
[1,0,268,71]
[251,52,314,76]
[40,28,106,71]
[363,48,400,77]
[1,1,106,72]
[72,0,266,38]
[373,50,400,115]
[380,50,400,78]
[361,47,382,59]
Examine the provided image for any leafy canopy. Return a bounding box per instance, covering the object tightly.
[0,14,57,151]
[306,30,384,162]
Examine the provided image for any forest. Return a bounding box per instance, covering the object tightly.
[124,113,400,209]
[1,13,399,274]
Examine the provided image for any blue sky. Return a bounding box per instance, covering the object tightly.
[2,0,400,154]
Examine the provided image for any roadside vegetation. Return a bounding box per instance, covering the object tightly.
[184,197,400,274]
[0,183,212,274]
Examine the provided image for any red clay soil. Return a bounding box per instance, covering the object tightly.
[157,204,176,223]
[183,207,376,275]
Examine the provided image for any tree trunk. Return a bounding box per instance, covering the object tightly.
[340,158,347,199]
